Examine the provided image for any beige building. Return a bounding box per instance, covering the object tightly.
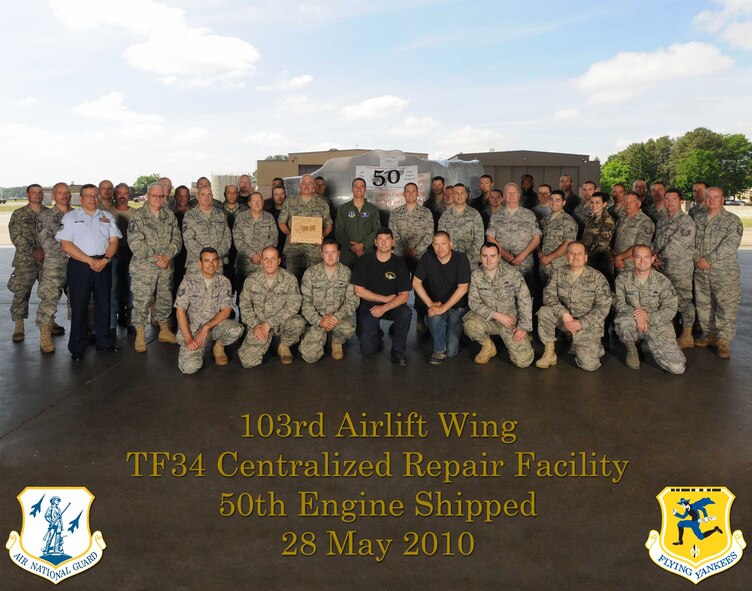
[452,150,601,195]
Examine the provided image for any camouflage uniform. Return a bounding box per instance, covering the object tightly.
[688,202,706,220]
[538,211,578,283]
[614,270,686,374]
[423,195,446,229]
[174,273,243,374]
[613,210,655,271]
[8,204,46,320]
[693,209,743,341]
[222,202,249,293]
[438,206,485,265]
[128,206,183,326]
[181,207,232,274]
[389,204,434,259]
[486,207,542,292]
[652,210,696,328]
[582,211,616,287]
[237,269,305,368]
[35,207,70,328]
[463,265,534,367]
[335,199,381,269]
[537,266,612,370]
[232,210,278,281]
[572,201,592,237]
[643,202,667,225]
[278,195,333,281]
[299,262,359,363]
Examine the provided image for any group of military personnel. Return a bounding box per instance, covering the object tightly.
[7,171,743,374]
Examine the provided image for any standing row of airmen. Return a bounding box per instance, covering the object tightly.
[7,173,742,371]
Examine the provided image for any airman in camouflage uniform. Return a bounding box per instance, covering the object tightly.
[536,242,612,371]
[463,242,534,368]
[8,184,46,341]
[688,182,708,220]
[614,244,685,374]
[299,240,359,363]
[651,189,696,348]
[693,187,743,359]
[128,182,183,352]
[278,175,333,281]
[582,192,617,287]
[233,192,278,282]
[389,186,434,263]
[35,182,73,352]
[537,190,578,284]
[438,183,485,266]
[572,181,597,237]
[182,186,232,275]
[486,182,541,294]
[613,191,655,272]
[174,248,243,374]
[238,246,305,368]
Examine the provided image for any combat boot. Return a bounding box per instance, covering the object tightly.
[278,343,293,365]
[694,333,717,348]
[474,339,497,364]
[12,320,24,342]
[40,324,55,353]
[535,342,557,369]
[134,326,147,353]
[158,321,178,344]
[715,339,731,360]
[331,341,344,360]
[625,341,640,370]
[51,322,66,336]
[213,341,229,365]
[676,326,694,349]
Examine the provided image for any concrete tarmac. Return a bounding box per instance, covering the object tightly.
[0,248,750,590]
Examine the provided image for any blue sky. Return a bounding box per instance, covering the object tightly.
[2,0,751,186]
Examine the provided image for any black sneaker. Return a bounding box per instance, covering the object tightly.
[390,351,408,366]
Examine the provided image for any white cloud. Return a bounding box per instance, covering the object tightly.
[50,0,261,88]
[576,42,734,104]
[164,148,211,164]
[388,116,441,137]
[694,0,752,50]
[278,94,334,115]
[73,92,162,124]
[436,125,505,153]
[7,96,40,107]
[243,131,292,146]
[174,127,210,142]
[258,74,314,92]
[553,108,580,121]
[341,95,409,121]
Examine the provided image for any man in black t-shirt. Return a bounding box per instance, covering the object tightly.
[412,231,471,365]
[351,228,412,366]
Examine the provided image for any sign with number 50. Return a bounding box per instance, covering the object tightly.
[356,166,418,190]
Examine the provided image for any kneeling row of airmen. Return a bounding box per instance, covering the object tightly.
[175,233,692,375]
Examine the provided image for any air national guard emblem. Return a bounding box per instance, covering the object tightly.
[6,487,106,584]
[645,487,746,584]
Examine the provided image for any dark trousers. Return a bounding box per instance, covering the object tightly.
[356,304,411,355]
[68,258,113,355]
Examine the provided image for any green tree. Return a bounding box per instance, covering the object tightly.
[133,173,161,196]
[674,150,721,195]
[719,133,752,197]
[600,155,631,193]
[264,155,289,161]
[669,127,723,178]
